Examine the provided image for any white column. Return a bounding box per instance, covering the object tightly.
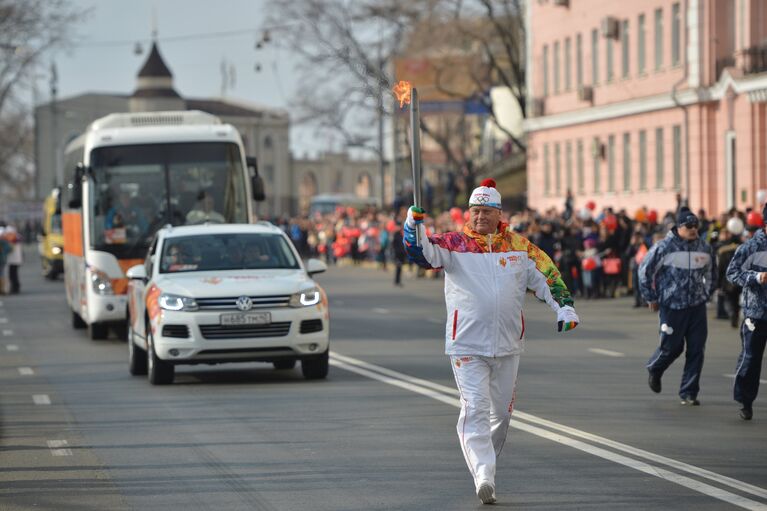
[687,0,702,88]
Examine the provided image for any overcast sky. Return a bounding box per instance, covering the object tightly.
[41,0,329,156]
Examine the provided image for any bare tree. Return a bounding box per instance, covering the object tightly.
[0,0,84,186]
[265,0,526,202]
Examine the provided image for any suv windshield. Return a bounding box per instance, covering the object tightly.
[89,142,248,259]
[160,233,300,273]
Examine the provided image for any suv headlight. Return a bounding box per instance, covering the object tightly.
[289,287,321,307]
[158,293,199,311]
[90,269,114,295]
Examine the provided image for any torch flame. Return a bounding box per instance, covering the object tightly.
[392,80,412,108]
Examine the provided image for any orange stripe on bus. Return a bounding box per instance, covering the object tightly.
[112,259,143,295]
[62,212,83,256]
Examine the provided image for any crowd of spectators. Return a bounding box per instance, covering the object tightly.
[265,197,766,325]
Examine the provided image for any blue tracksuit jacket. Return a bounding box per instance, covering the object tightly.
[726,229,767,320]
[638,229,717,309]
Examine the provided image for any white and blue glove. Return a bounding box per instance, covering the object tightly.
[405,206,426,229]
[557,305,579,332]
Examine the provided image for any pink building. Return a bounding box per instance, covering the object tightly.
[524,0,767,216]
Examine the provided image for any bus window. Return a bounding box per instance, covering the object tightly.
[89,142,249,259]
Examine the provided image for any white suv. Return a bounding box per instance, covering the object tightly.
[126,223,329,385]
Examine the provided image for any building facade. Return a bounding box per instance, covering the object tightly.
[525,0,767,216]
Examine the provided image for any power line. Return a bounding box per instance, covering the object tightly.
[71,24,293,49]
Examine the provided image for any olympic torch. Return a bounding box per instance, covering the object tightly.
[393,80,423,245]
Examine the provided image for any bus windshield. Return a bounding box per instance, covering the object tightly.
[89,142,248,258]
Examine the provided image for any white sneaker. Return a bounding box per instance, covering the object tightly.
[476,481,496,504]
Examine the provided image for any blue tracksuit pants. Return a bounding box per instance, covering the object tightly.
[646,303,708,399]
[734,318,767,407]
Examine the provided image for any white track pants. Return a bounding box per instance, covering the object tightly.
[450,354,520,490]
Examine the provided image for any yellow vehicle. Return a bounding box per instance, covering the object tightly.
[39,187,64,279]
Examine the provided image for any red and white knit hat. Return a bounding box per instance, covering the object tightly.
[468,178,502,209]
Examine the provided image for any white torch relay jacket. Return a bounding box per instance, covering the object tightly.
[404,221,574,357]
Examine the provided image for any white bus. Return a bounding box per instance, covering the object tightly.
[61,110,264,339]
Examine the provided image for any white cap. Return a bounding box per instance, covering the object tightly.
[468,178,502,209]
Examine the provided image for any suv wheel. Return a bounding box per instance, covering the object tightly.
[301,349,329,380]
[147,331,174,385]
[128,325,148,376]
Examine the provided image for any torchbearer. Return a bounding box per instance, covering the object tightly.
[402,178,580,505]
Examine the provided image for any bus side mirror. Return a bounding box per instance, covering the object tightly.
[247,156,265,201]
[67,163,86,209]
[251,175,266,202]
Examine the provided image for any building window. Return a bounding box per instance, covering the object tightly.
[544,143,551,195]
[638,14,646,74]
[591,29,599,85]
[621,20,630,78]
[593,137,601,193]
[576,33,583,88]
[264,135,273,149]
[654,8,663,70]
[555,142,562,194]
[554,41,561,94]
[543,44,549,97]
[638,130,647,190]
[655,127,664,189]
[673,124,682,189]
[577,140,585,194]
[565,37,572,91]
[566,141,573,192]
[622,132,631,192]
[671,3,681,66]
[606,38,614,82]
[607,135,616,192]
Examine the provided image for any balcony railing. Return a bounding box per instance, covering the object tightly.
[716,45,767,78]
[743,44,767,75]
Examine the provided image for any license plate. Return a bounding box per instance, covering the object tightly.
[220,312,271,326]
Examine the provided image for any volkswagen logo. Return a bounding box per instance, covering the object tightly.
[235,296,253,311]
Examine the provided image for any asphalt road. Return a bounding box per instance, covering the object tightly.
[1,249,765,510]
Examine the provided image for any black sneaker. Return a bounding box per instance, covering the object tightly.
[740,406,753,421]
[648,372,662,393]
[680,396,700,406]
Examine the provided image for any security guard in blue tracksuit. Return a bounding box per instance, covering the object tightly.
[639,208,717,405]
[725,203,767,421]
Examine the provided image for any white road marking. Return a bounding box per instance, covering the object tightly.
[2,329,12,336]
[330,351,767,508]
[724,373,767,385]
[588,348,625,358]
[18,367,34,375]
[0,318,8,324]
[47,440,72,456]
[6,344,18,351]
[33,394,51,405]
[372,308,390,314]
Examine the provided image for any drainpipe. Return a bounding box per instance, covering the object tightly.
[671,0,691,211]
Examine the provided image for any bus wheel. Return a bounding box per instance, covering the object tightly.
[72,311,87,329]
[88,322,109,340]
